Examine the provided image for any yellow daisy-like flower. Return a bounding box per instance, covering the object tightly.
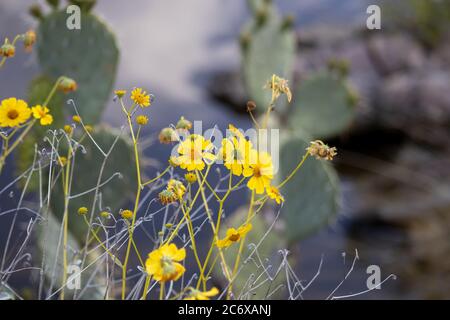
[145,243,186,282]
[185,172,197,184]
[246,151,274,194]
[176,134,216,171]
[0,98,31,128]
[266,185,284,204]
[31,105,53,126]
[184,287,219,300]
[131,87,151,107]
[219,130,254,176]
[217,223,252,248]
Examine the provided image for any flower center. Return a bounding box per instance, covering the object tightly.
[229,232,240,242]
[161,256,175,275]
[253,166,262,178]
[7,109,19,120]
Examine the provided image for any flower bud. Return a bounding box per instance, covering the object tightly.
[23,30,36,52]
[246,100,256,112]
[136,115,149,126]
[175,116,192,131]
[0,42,15,58]
[121,209,133,220]
[306,140,337,161]
[159,127,176,144]
[77,206,88,215]
[185,173,197,184]
[58,77,77,93]
[63,125,73,134]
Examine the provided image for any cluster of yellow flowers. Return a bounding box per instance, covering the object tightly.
[168,124,283,202]
[0,97,53,128]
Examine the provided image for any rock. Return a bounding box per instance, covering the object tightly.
[366,34,426,76]
[207,70,248,113]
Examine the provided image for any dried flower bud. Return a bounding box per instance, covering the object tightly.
[159,127,176,144]
[0,42,15,58]
[23,30,36,52]
[265,74,292,103]
[168,179,186,199]
[246,100,256,112]
[306,140,337,161]
[58,77,77,93]
[175,116,192,131]
[159,189,178,205]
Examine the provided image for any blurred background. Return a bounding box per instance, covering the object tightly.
[1,0,450,299]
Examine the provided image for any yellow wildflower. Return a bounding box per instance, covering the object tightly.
[217,223,252,248]
[175,134,215,171]
[0,98,31,128]
[219,126,254,176]
[58,156,67,167]
[145,243,186,282]
[77,207,88,215]
[266,185,284,204]
[31,105,53,126]
[184,172,197,184]
[136,115,149,126]
[184,287,219,300]
[100,211,110,218]
[131,87,151,107]
[114,90,126,98]
[72,115,81,123]
[121,209,133,220]
[63,125,73,134]
[246,151,274,194]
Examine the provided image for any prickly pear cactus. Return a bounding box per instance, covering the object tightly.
[242,2,296,113]
[214,207,287,299]
[278,133,340,243]
[50,126,137,241]
[289,72,357,139]
[37,210,105,299]
[37,9,118,123]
